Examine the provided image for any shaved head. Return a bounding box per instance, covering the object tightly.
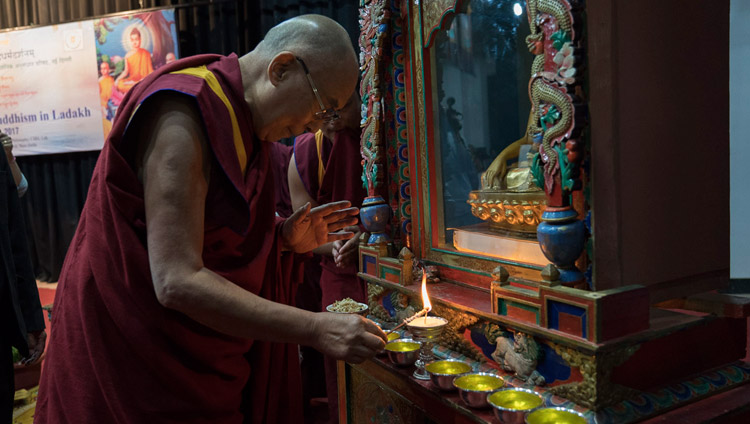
[239,14,360,142]
[256,15,358,103]
[257,15,354,62]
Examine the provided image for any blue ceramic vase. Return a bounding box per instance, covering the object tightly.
[360,195,391,245]
[536,206,585,283]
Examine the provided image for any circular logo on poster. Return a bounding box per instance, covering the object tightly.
[64,29,83,51]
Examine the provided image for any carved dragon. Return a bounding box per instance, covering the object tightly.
[359,0,390,195]
[530,76,574,193]
[525,0,579,197]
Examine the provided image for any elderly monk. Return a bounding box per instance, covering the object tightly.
[115,27,154,93]
[288,90,366,423]
[35,14,387,424]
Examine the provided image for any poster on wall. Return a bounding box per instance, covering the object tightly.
[95,9,179,140]
[0,8,178,156]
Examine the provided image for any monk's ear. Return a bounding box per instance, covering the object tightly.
[268,52,296,87]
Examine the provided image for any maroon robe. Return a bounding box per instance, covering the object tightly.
[293,127,366,422]
[269,142,294,218]
[36,54,302,424]
[293,128,367,306]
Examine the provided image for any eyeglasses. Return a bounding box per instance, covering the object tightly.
[295,56,340,123]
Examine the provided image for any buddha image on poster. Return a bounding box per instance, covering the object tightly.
[95,10,179,137]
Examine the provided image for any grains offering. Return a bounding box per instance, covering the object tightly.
[329,297,365,313]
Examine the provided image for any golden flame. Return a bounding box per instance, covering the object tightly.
[421,273,431,312]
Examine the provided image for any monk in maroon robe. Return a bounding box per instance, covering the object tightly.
[36,15,386,424]
[288,91,366,423]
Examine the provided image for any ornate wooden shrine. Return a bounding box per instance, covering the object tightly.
[348,0,745,423]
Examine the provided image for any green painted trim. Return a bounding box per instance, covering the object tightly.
[497,299,507,315]
[380,266,401,279]
[380,256,402,266]
[531,152,545,189]
[496,285,539,299]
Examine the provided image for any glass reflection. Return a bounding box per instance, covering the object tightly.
[433,0,533,245]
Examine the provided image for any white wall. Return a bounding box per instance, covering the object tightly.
[731,0,750,278]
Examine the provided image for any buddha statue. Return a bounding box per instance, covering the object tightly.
[481,110,542,193]
[467,110,546,236]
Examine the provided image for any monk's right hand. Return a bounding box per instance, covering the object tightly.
[310,313,387,364]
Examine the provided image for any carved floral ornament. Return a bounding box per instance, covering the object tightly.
[421,0,461,48]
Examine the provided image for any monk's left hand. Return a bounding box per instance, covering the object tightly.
[283,201,359,253]
[333,226,361,268]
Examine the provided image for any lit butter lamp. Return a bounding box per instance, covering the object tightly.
[406,274,448,380]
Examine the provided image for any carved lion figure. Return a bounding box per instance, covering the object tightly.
[491,332,546,386]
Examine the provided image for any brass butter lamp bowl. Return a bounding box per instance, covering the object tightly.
[406,316,448,380]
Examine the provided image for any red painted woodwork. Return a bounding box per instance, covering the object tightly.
[611,316,747,391]
[557,312,583,337]
[588,0,730,298]
[640,383,750,424]
[598,285,650,340]
[506,304,539,325]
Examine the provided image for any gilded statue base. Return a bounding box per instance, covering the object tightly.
[467,190,547,236]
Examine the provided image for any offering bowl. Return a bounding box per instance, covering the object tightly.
[387,332,401,342]
[453,372,504,408]
[325,301,368,316]
[406,316,448,380]
[488,388,544,424]
[425,359,472,391]
[377,331,402,356]
[385,339,421,367]
[525,407,587,424]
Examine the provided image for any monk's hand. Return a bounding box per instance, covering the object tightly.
[1,132,13,161]
[22,330,46,366]
[311,313,387,364]
[282,201,359,253]
[332,226,362,268]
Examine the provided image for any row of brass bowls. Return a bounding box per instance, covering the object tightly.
[383,352,586,423]
[374,325,404,357]
[384,339,421,366]
[453,372,505,408]
[525,407,587,424]
[487,390,587,423]
[425,359,472,390]
[488,388,543,423]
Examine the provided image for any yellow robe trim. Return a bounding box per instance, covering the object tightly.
[314,129,326,188]
[171,65,248,175]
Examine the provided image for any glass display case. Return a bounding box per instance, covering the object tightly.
[347,0,746,423]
